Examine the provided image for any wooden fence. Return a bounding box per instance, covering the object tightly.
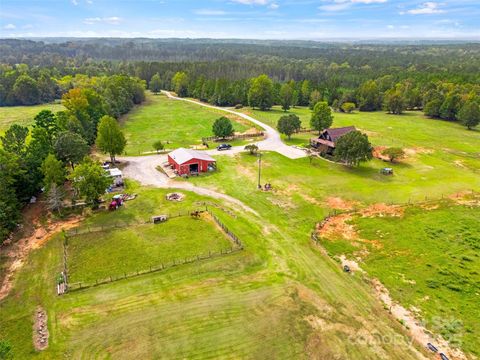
[201,132,264,143]
[65,208,208,237]
[311,190,479,246]
[61,208,245,293]
[67,247,241,292]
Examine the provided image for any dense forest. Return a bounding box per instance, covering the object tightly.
[0,73,144,241]
[1,38,480,241]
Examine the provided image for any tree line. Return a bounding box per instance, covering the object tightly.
[0,74,144,242]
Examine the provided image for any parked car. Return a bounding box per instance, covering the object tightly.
[217,144,232,151]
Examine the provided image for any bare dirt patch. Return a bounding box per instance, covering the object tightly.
[449,191,480,207]
[371,279,467,360]
[372,146,392,162]
[339,255,365,273]
[325,196,359,211]
[318,213,357,240]
[33,307,49,351]
[166,192,185,201]
[0,204,82,301]
[404,147,434,156]
[360,203,404,218]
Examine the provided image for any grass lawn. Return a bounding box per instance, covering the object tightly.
[121,92,256,155]
[3,102,480,358]
[242,106,480,153]
[0,102,64,135]
[67,216,233,284]
[319,200,480,356]
[0,180,425,359]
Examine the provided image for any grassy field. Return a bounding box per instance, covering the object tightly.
[68,216,233,283]
[242,106,480,151]
[318,199,480,356]
[121,92,258,154]
[0,102,64,135]
[0,181,426,359]
[2,103,480,358]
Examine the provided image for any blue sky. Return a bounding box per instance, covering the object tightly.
[1,0,479,39]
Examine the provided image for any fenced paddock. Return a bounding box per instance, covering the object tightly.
[62,209,244,292]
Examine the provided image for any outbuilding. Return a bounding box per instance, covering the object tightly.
[168,148,216,176]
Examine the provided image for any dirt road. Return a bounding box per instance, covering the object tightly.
[162,91,307,159]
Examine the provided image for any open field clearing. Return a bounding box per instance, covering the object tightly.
[242,107,480,152]
[68,215,234,284]
[0,181,427,359]
[317,198,480,356]
[121,92,257,154]
[0,102,64,134]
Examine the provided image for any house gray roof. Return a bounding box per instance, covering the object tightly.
[168,148,216,165]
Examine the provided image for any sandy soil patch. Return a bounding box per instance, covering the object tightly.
[339,255,365,273]
[449,191,480,207]
[0,204,82,301]
[372,278,467,360]
[372,146,392,162]
[404,147,434,156]
[360,203,404,218]
[325,196,359,211]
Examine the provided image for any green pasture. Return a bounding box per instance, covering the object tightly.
[121,92,255,154]
[320,201,480,356]
[68,216,233,284]
[243,106,480,152]
[2,101,480,358]
[0,181,425,359]
[0,102,64,135]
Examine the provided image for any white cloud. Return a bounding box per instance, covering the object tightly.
[83,16,122,25]
[387,24,394,29]
[232,0,269,4]
[403,2,444,15]
[71,0,78,5]
[319,0,387,12]
[194,9,228,15]
[3,23,16,29]
[269,3,279,9]
[86,0,93,3]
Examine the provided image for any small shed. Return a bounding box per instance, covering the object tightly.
[168,148,216,176]
[107,168,123,186]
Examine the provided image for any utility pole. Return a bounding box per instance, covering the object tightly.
[257,152,262,189]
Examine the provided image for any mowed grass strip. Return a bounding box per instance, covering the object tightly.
[121,92,251,154]
[320,202,480,356]
[0,102,64,135]
[68,215,234,283]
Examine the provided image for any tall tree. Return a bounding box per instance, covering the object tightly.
[41,154,66,191]
[309,90,322,110]
[358,80,382,111]
[310,101,333,134]
[149,73,162,94]
[34,110,58,146]
[212,117,234,138]
[55,131,89,169]
[277,114,301,140]
[279,83,293,112]
[69,158,111,206]
[334,131,373,166]
[0,124,28,156]
[0,150,21,242]
[384,87,406,115]
[95,115,127,164]
[172,72,189,97]
[457,100,480,130]
[12,74,40,105]
[248,74,274,111]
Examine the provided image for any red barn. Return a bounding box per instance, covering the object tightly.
[168,148,216,176]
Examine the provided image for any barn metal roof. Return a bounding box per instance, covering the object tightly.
[168,148,216,165]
